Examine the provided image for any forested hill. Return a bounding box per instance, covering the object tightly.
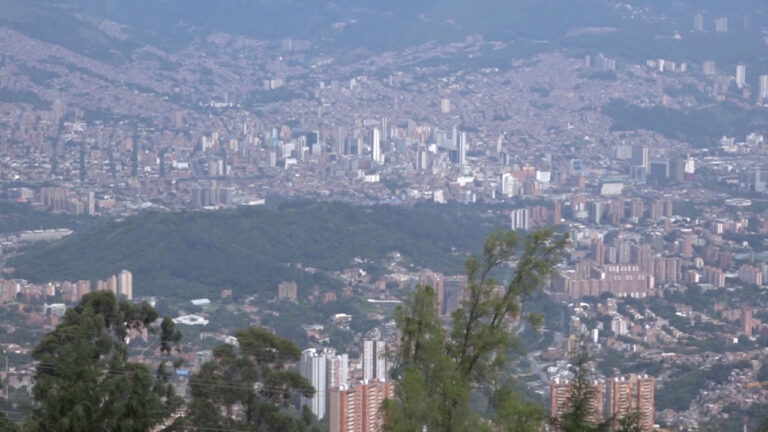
[8,201,502,299]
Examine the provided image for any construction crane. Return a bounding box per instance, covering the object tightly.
[746,381,768,389]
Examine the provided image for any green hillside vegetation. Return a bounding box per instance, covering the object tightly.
[8,201,501,299]
[0,201,99,233]
[603,100,768,147]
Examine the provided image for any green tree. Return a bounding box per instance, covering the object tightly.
[0,411,19,432]
[757,416,768,432]
[553,348,610,432]
[384,228,568,432]
[26,291,181,432]
[184,327,315,431]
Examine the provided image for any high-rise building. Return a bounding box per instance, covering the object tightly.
[419,270,445,315]
[441,98,451,114]
[630,145,649,170]
[702,61,716,76]
[362,340,387,382]
[458,132,467,166]
[328,380,394,432]
[591,239,606,265]
[551,201,562,225]
[301,348,349,420]
[372,128,381,164]
[278,281,299,302]
[759,75,768,99]
[117,269,132,300]
[607,374,655,431]
[736,64,746,89]
[327,352,349,390]
[500,173,520,197]
[510,208,530,231]
[416,147,430,171]
[301,348,329,419]
[714,17,728,33]
[550,377,604,425]
[742,307,754,337]
[693,13,704,31]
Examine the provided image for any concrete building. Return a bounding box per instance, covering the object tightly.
[607,374,655,431]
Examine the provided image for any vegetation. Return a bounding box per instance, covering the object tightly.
[552,349,611,432]
[182,327,319,432]
[9,201,500,299]
[383,228,568,431]
[25,291,181,431]
[603,100,768,147]
[0,201,99,234]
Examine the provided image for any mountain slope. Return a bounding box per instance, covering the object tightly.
[8,202,502,299]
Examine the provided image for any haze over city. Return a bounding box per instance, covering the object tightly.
[0,0,766,431]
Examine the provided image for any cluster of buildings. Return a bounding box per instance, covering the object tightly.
[0,269,132,309]
[300,339,392,432]
[551,373,655,431]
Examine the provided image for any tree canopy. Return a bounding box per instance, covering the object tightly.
[183,327,319,432]
[384,228,568,432]
[26,291,180,432]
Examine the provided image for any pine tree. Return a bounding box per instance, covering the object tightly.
[184,327,316,431]
[553,348,610,432]
[26,291,181,432]
[384,228,568,432]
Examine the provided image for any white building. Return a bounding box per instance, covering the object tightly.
[372,128,382,164]
[363,340,387,382]
[300,348,349,420]
[118,269,133,300]
[736,64,746,89]
[510,208,530,231]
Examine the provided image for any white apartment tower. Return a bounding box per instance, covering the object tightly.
[458,132,467,166]
[300,348,349,420]
[759,75,768,99]
[736,64,746,89]
[363,340,387,382]
[372,128,382,164]
[117,269,132,300]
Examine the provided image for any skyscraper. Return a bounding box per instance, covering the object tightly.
[458,132,467,166]
[759,75,768,99]
[117,269,132,300]
[301,348,329,419]
[702,61,716,76]
[550,377,603,426]
[736,64,746,89]
[714,17,728,33]
[372,128,381,164]
[510,208,530,231]
[362,340,387,382]
[693,13,704,32]
[607,374,655,431]
[631,145,649,170]
[327,353,349,390]
[300,348,349,420]
[328,380,394,432]
[441,98,451,114]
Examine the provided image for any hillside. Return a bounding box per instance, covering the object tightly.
[8,201,503,299]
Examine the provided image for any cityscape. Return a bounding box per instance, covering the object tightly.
[0,0,766,431]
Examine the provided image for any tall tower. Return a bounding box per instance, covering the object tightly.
[372,128,381,164]
[693,13,704,31]
[607,374,655,431]
[117,270,132,300]
[458,132,467,166]
[736,64,746,89]
[362,340,387,382]
[327,353,349,390]
[714,17,728,33]
[759,75,768,99]
[301,348,329,419]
